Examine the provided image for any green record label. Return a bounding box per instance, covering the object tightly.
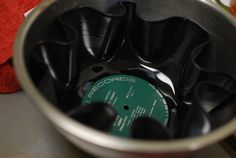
[82,74,169,137]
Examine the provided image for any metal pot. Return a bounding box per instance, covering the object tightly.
[14,0,236,157]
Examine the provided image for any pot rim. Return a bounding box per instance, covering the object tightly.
[13,0,236,153]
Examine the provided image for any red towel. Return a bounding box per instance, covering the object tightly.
[231,1,236,17]
[0,0,41,93]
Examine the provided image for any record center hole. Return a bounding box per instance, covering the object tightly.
[92,66,103,73]
[124,105,129,110]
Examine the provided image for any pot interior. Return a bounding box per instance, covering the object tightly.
[22,0,236,141]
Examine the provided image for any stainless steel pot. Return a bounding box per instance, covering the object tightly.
[14,0,236,158]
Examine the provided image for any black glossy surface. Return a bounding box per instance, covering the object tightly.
[68,102,117,132]
[25,1,236,139]
[131,117,170,140]
[176,99,213,138]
